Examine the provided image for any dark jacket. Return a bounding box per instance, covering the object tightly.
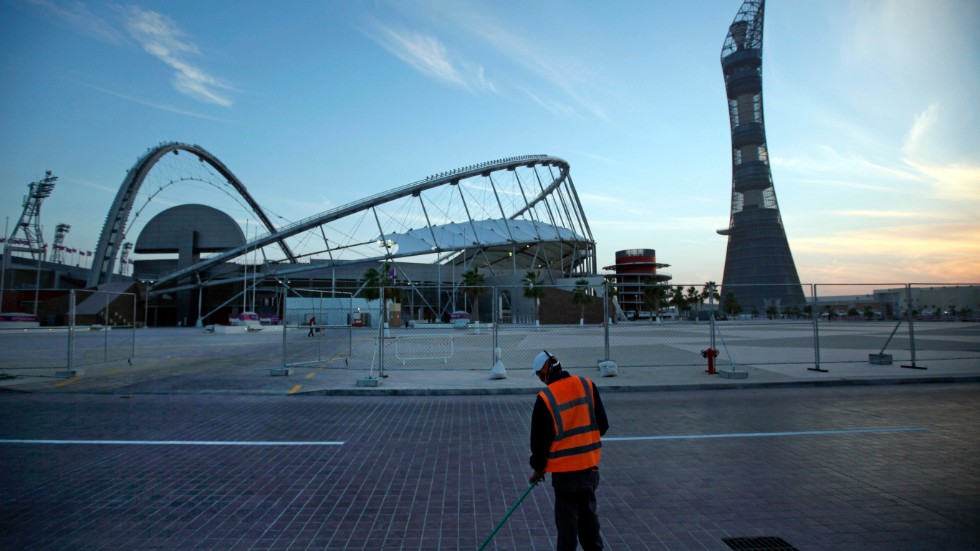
[530,370,609,489]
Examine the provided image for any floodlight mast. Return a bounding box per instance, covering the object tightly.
[5,171,57,262]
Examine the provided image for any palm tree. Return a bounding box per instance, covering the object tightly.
[572,279,593,325]
[767,305,779,320]
[361,262,400,329]
[522,270,544,325]
[459,267,487,322]
[686,286,700,320]
[642,279,667,323]
[670,285,686,319]
[361,262,400,303]
[723,292,741,318]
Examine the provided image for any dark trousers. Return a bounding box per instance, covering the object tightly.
[552,468,602,550]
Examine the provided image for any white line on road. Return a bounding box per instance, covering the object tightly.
[0,439,345,446]
[604,427,928,442]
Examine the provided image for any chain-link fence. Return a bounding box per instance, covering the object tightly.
[6,282,975,378]
[281,288,354,369]
[0,289,136,374]
[278,281,980,376]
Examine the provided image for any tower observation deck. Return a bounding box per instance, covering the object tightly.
[718,0,805,313]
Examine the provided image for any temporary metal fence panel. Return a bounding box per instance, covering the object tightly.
[804,283,980,369]
[708,283,816,371]
[294,280,980,376]
[70,289,137,368]
[359,284,495,373]
[903,283,980,367]
[282,289,354,369]
[0,288,72,371]
[0,327,71,370]
[0,289,136,373]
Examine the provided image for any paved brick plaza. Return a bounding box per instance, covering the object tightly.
[2,384,979,550]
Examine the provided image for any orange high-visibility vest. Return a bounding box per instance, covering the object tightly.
[539,376,602,472]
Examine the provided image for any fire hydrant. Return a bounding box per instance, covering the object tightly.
[701,348,719,375]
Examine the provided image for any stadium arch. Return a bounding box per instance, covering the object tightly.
[88,142,296,288]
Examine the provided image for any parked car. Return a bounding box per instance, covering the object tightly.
[229,312,260,326]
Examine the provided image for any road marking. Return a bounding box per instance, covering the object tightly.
[305,372,315,379]
[52,377,81,387]
[0,439,344,446]
[604,427,928,442]
[287,384,302,395]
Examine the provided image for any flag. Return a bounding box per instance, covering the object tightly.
[86,251,92,256]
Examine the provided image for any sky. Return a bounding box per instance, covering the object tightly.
[1,0,978,285]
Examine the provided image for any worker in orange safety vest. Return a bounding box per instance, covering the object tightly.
[529,350,609,550]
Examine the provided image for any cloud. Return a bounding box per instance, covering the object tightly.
[900,103,980,203]
[902,103,938,158]
[914,161,980,202]
[823,209,928,219]
[367,24,495,94]
[120,6,236,107]
[793,222,980,282]
[454,14,611,121]
[71,79,235,122]
[366,5,611,120]
[26,0,124,44]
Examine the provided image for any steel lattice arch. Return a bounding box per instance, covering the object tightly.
[92,142,596,312]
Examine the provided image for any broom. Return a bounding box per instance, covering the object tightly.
[477,479,540,550]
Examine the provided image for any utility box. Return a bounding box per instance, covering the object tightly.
[388,303,402,328]
[349,311,364,327]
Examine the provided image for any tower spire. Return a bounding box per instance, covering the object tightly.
[718,0,805,314]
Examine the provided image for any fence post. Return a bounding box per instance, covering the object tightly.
[708,283,717,352]
[103,292,109,362]
[603,281,610,361]
[316,289,324,365]
[67,289,75,371]
[281,283,288,368]
[808,284,827,372]
[130,292,136,363]
[378,280,385,378]
[902,283,926,370]
[492,286,499,363]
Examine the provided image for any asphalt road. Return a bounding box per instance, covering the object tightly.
[2,384,979,550]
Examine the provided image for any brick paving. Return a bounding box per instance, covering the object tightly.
[2,384,979,550]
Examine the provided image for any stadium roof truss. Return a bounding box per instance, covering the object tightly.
[100,143,596,294]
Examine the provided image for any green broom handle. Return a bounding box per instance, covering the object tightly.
[477,479,540,550]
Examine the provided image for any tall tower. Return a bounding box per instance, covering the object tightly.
[718,0,805,314]
[603,249,672,320]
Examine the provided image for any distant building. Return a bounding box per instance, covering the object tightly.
[603,249,671,320]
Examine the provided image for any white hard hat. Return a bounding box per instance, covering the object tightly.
[531,351,552,376]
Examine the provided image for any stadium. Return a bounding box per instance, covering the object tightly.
[2,142,601,328]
